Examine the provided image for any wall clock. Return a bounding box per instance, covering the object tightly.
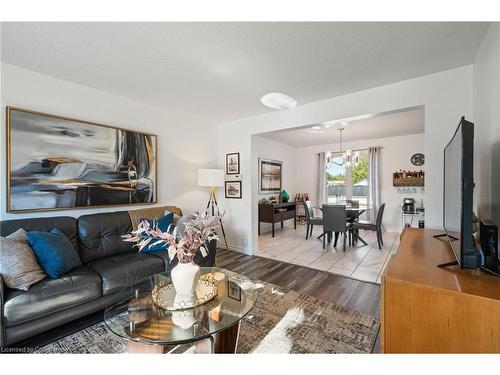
[411,153,425,166]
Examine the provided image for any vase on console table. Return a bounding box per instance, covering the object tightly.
[280,190,290,203]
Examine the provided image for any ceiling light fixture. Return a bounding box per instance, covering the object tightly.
[311,126,321,130]
[260,92,298,110]
[325,124,359,169]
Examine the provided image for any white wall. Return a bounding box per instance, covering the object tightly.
[473,23,500,225]
[252,135,297,235]
[295,133,425,233]
[0,63,218,221]
[217,65,473,254]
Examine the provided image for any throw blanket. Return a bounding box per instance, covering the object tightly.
[128,205,183,229]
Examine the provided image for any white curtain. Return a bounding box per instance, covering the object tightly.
[368,147,381,223]
[316,152,327,206]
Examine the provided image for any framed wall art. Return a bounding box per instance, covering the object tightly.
[227,279,242,301]
[6,107,157,212]
[225,152,240,175]
[258,158,282,194]
[225,180,242,199]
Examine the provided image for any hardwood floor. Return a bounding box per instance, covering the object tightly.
[217,250,381,318]
[217,250,382,353]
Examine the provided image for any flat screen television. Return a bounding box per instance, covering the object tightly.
[442,117,478,269]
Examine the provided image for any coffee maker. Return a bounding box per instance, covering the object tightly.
[402,197,415,213]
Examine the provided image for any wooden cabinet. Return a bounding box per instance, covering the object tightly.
[381,228,500,353]
[258,202,297,237]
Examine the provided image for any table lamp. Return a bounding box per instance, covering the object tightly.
[197,169,228,250]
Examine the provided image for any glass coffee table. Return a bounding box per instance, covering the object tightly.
[103,267,257,353]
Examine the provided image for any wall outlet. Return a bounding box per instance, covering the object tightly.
[242,234,248,247]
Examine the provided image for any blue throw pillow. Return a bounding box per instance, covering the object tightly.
[140,212,174,252]
[27,228,82,278]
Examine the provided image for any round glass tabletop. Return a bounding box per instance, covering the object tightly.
[103,267,257,346]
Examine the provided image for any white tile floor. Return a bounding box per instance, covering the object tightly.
[255,223,401,284]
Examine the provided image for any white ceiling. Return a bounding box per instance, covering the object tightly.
[1,22,488,124]
[258,107,425,147]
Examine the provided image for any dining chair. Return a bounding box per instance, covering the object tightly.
[346,199,360,208]
[321,204,350,251]
[346,199,361,242]
[350,203,386,249]
[303,201,323,239]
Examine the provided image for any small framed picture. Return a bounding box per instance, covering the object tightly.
[226,152,240,175]
[227,279,242,301]
[225,181,242,199]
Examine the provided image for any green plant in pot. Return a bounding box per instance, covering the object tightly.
[280,190,290,203]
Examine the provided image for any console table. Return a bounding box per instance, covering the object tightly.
[381,228,500,353]
[258,202,297,237]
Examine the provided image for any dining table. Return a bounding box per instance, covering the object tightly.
[314,204,372,246]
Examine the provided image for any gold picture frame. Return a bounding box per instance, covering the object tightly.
[6,106,158,213]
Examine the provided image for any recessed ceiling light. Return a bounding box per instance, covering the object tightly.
[311,126,321,130]
[260,92,298,110]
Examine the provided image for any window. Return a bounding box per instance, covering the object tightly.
[326,150,368,205]
[326,154,346,204]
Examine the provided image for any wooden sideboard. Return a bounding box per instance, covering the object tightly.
[258,202,297,237]
[381,228,500,353]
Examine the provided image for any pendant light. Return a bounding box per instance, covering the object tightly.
[325,124,358,168]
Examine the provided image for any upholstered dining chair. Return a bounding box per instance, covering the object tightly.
[346,199,360,208]
[321,204,351,251]
[303,201,323,239]
[350,203,386,249]
[346,199,361,242]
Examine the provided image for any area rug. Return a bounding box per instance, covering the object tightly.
[36,281,379,354]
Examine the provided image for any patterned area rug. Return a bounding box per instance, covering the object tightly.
[36,281,379,354]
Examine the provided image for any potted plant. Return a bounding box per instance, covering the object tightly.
[123,212,221,306]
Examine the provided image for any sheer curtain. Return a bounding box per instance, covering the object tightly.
[316,152,327,206]
[368,147,381,222]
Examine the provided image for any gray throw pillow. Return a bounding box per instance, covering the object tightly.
[0,228,47,290]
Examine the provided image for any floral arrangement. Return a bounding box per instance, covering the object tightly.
[122,212,221,263]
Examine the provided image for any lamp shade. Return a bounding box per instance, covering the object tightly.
[198,169,224,187]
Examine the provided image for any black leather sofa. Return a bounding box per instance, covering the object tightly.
[0,209,216,347]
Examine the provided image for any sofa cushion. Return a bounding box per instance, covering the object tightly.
[139,211,174,252]
[77,211,135,263]
[27,228,82,278]
[0,216,79,253]
[3,267,101,327]
[0,228,47,290]
[86,253,165,295]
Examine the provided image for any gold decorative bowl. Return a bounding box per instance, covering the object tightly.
[151,273,218,311]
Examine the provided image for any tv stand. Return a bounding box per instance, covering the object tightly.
[381,228,500,353]
[433,233,458,241]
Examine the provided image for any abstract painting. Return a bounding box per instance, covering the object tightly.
[258,158,282,194]
[6,107,157,212]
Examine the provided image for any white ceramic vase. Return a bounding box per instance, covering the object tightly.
[171,261,200,307]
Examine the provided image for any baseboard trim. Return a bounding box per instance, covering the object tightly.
[218,242,253,255]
